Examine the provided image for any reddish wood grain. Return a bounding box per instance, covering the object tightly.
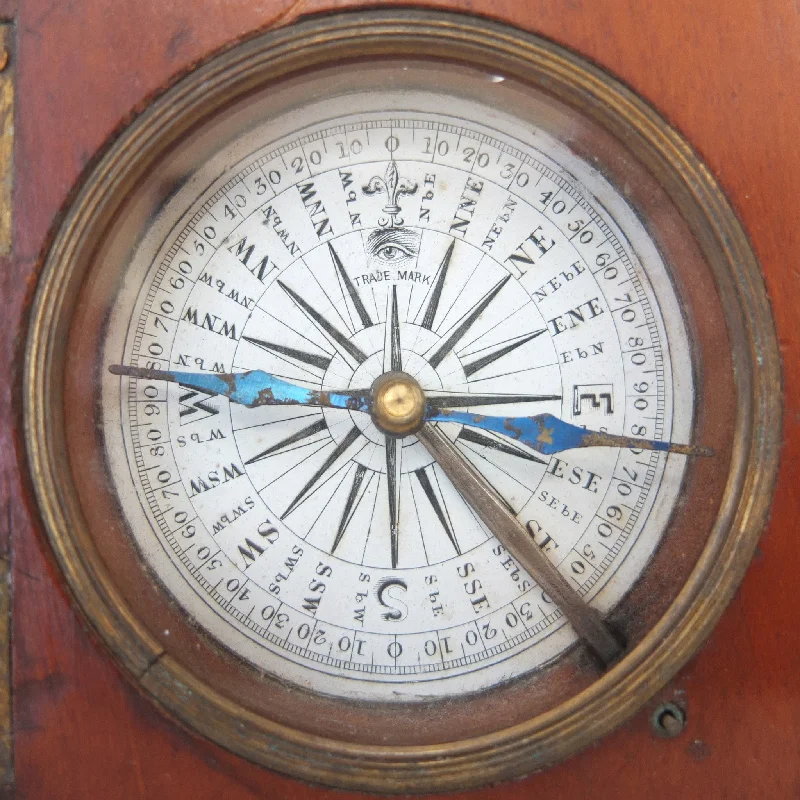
[4,0,800,798]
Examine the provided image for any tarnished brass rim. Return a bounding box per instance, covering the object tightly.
[23,9,781,793]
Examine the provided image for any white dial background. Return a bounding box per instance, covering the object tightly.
[102,85,694,701]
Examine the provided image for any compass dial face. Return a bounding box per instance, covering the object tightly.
[102,85,694,700]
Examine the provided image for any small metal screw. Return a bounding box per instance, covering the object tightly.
[651,701,686,738]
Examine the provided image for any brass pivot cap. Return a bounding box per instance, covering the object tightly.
[371,371,426,436]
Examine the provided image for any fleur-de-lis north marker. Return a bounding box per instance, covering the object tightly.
[362,161,418,228]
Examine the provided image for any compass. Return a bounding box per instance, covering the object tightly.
[23,9,780,793]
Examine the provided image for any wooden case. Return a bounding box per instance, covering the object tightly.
[4,1,800,798]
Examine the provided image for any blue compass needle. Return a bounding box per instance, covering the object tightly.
[109,364,712,457]
[108,364,370,413]
[424,408,714,458]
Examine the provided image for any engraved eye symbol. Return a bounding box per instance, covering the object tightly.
[375,243,414,262]
[366,226,421,264]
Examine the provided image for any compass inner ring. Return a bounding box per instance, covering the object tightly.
[371,371,426,436]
